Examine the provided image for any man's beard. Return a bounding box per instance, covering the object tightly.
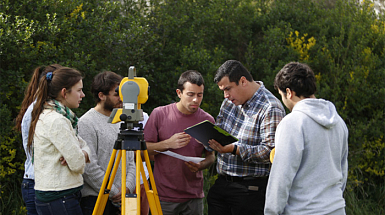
[104,97,121,112]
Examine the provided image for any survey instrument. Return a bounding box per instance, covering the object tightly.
[93,66,162,215]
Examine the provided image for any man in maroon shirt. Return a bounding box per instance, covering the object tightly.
[144,70,215,215]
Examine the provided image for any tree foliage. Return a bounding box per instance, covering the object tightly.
[1,0,384,214]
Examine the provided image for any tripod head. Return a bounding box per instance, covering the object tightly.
[108,66,149,150]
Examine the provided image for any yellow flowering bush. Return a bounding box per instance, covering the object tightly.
[286,31,316,61]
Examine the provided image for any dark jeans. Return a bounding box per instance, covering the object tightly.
[35,190,83,215]
[207,175,268,215]
[21,179,38,215]
[80,196,120,215]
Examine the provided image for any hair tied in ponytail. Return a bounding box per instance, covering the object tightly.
[46,72,53,82]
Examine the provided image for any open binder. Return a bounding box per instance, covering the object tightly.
[184,120,238,149]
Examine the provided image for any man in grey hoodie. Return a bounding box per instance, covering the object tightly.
[265,62,348,215]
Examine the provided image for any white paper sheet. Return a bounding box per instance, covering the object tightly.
[154,150,205,164]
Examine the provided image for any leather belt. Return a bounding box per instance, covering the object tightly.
[219,174,267,182]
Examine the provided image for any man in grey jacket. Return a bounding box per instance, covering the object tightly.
[265,62,348,215]
[78,71,136,215]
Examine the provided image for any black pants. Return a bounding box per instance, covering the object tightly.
[207,175,268,215]
[80,196,120,215]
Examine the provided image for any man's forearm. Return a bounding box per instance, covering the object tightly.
[146,140,170,156]
[200,151,215,170]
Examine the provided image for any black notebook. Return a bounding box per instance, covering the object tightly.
[184,120,238,149]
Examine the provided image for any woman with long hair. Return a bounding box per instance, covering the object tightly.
[15,64,63,215]
[28,66,91,215]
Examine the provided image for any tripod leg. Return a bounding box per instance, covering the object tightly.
[137,153,153,215]
[122,150,139,215]
[143,149,163,215]
[93,149,122,215]
[122,149,127,214]
[136,150,142,215]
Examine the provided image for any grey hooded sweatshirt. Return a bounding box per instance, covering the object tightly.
[265,99,348,215]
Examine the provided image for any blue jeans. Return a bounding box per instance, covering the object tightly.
[35,190,83,215]
[21,179,38,215]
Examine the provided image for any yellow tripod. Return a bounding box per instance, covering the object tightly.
[92,127,163,215]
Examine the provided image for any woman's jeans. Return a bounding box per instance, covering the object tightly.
[35,190,83,215]
[21,178,38,215]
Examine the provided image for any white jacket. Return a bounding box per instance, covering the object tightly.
[34,109,91,191]
[265,99,348,215]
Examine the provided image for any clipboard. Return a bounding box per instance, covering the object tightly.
[184,120,238,148]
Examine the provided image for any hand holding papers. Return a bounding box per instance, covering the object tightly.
[155,150,205,164]
[184,120,238,149]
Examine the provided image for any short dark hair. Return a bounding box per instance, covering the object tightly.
[177,70,204,92]
[214,60,254,84]
[91,71,122,103]
[274,62,316,98]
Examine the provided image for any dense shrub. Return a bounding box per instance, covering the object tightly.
[1,0,384,214]
[1,0,158,212]
[246,0,385,213]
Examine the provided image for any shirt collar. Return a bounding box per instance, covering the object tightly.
[242,81,264,109]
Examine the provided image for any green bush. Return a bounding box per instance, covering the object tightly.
[1,0,384,214]
[1,0,157,213]
[246,1,385,213]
